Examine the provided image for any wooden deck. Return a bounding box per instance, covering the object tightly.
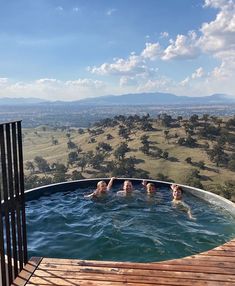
[12,238,235,286]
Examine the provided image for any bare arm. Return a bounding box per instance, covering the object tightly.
[84,192,94,199]
[142,179,147,188]
[107,177,116,191]
[187,208,196,220]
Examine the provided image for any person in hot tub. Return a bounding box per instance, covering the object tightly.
[84,177,116,199]
[117,180,140,197]
[170,184,195,220]
[142,179,163,201]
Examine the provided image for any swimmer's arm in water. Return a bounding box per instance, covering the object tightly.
[187,208,196,220]
[181,201,196,220]
[116,190,126,196]
[173,200,196,220]
[84,190,99,199]
[107,177,116,191]
[84,192,95,199]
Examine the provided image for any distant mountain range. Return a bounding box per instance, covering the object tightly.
[77,92,235,106]
[0,92,235,106]
[0,97,48,105]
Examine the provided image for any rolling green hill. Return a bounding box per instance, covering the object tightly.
[23,114,235,201]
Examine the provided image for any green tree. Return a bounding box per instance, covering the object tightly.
[67,140,77,149]
[198,161,205,170]
[163,130,169,143]
[106,133,113,140]
[162,151,169,160]
[34,156,50,173]
[68,151,79,165]
[53,172,67,183]
[228,159,235,171]
[78,128,85,134]
[156,173,172,181]
[71,170,84,180]
[140,135,150,154]
[218,180,235,201]
[185,157,192,164]
[96,142,113,153]
[114,142,129,160]
[25,161,35,174]
[53,163,67,173]
[118,125,129,140]
[207,144,228,167]
[77,156,88,172]
[90,153,106,169]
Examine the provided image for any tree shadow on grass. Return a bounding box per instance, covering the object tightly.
[167,157,179,162]
[200,175,213,181]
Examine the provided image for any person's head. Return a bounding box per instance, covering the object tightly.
[96,181,107,193]
[123,180,133,193]
[146,183,156,194]
[172,186,183,200]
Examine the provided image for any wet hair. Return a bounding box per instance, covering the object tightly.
[171,184,183,193]
[175,185,183,193]
[147,182,155,188]
[124,180,132,185]
[97,180,107,188]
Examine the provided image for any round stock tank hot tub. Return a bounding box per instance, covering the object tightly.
[25,179,235,263]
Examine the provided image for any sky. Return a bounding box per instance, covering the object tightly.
[0,0,235,101]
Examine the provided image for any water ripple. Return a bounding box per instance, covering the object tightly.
[26,187,235,262]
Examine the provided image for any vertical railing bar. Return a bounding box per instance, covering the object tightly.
[0,124,13,284]
[6,124,18,278]
[17,121,28,264]
[0,126,7,286]
[12,122,23,270]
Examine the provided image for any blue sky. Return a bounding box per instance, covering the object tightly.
[0,0,235,100]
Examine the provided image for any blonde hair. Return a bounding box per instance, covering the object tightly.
[147,182,155,188]
[97,180,107,189]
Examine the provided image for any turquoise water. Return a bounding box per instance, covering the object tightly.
[26,186,235,262]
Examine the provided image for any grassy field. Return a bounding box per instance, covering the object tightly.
[22,118,235,194]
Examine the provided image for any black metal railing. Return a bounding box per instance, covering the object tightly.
[0,121,27,285]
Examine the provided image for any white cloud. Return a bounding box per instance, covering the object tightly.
[106,9,117,16]
[65,78,105,89]
[162,31,199,60]
[0,78,8,84]
[119,76,137,86]
[179,77,190,86]
[203,0,233,9]
[141,42,161,60]
[56,6,63,12]
[0,78,107,101]
[160,32,169,38]
[36,78,59,84]
[88,41,162,78]
[88,54,146,76]
[137,77,172,92]
[192,67,204,79]
[199,0,235,54]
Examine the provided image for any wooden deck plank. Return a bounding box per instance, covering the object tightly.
[24,276,235,286]
[37,262,235,275]
[30,269,235,283]
[11,257,42,286]
[12,239,235,286]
